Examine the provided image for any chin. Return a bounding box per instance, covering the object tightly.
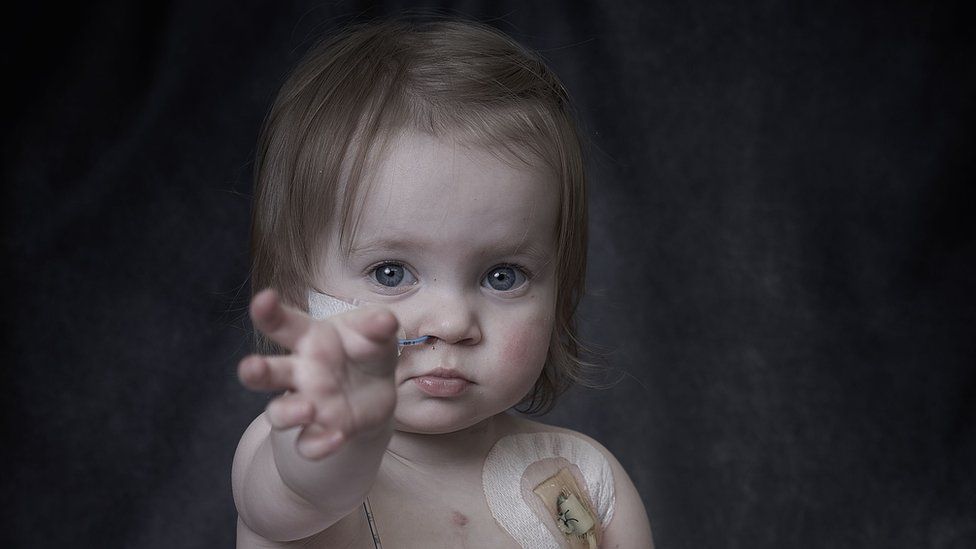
[392,401,495,435]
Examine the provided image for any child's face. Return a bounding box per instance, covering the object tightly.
[314,129,560,435]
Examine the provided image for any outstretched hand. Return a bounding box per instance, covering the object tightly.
[237,288,399,460]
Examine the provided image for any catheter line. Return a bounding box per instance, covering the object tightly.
[397,335,430,347]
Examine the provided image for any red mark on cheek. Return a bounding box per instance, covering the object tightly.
[501,324,549,370]
[452,510,469,527]
[503,331,526,359]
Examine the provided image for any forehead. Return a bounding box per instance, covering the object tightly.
[345,130,560,255]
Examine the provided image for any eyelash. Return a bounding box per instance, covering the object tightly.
[363,261,534,291]
[494,262,534,281]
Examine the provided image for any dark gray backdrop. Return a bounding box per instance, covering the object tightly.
[4,1,974,548]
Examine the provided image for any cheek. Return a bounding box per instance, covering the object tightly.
[499,320,552,374]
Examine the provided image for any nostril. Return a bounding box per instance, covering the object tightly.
[422,336,438,350]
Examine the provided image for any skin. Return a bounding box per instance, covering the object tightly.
[233,129,654,547]
[315,128,560,446]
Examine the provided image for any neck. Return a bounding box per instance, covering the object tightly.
[385,412,514,472]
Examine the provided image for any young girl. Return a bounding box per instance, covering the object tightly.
[232,17,654,548]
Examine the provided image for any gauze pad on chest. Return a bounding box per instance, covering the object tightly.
[482,432,615,549]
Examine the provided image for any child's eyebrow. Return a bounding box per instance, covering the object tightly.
[346,237,422,258]
[348,237,552,264]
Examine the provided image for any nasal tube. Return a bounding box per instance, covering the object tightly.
[306,289,430,354]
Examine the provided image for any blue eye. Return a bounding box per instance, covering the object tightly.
[371,263,413,287]
[483,265,527,292]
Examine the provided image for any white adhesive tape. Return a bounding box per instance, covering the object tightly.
[307,289,358,320]
[307,290,416,353]
[482,432,615,548]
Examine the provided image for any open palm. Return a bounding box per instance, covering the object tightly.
[237,289,399,460]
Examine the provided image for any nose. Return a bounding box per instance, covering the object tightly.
[415,289,482,346]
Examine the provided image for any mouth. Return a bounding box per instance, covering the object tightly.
[410,368,473,397]
[412,367,472,382]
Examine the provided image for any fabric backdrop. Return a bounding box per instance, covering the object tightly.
[4,1,974,547]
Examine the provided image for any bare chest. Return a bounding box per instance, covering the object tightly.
[359,474,523,549]
[316,461,590,548]
[291,424,607,549]
[292,471,522,549]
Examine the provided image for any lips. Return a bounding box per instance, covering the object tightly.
[410,368,473,397]
[413,367,472,382]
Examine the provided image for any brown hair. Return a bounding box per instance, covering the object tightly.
[249,16,593,414]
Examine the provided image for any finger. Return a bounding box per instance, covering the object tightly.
[237,354,296,392]
[266,392,316,431]
[334,307,399,362]
[344,307,399,342]
[296,423,346,460]
[250,288,313,351]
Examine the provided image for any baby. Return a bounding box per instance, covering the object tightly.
[232,17,654,548]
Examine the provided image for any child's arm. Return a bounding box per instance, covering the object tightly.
[231,289,399,542]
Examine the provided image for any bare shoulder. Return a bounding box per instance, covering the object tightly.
[506,415,655,548]
[231,412,271,520]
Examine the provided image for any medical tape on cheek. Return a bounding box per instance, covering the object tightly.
[307,289,358,319]
[306,290,428,355]
[482,432,615,549]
